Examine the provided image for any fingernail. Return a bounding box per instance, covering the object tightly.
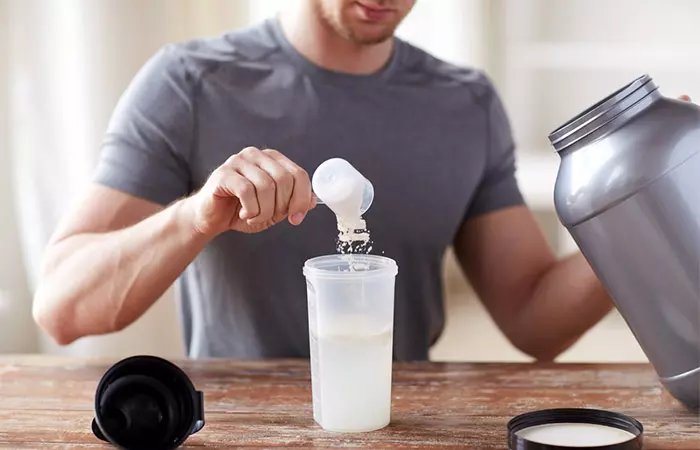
[291,212,306,225]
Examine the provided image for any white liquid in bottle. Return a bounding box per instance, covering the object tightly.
[311,324,393,432]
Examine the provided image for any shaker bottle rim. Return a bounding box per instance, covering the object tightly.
[303,254,398,280]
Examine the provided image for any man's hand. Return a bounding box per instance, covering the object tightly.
[189,147,315,236]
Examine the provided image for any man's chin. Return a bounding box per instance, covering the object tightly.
[346,28,396,45]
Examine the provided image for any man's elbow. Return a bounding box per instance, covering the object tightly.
[507,331,570,362]
[32,289,80,346]
[33,288,133,345]
[520,345,561,362]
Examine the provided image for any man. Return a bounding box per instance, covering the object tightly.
[33,0,613,360]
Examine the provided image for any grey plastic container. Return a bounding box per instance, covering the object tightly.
[550,74,700,409]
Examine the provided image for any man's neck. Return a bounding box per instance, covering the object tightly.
[278,6,394,75]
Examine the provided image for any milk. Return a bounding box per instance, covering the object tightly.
[516,422,636,446]
[310,328,393,432]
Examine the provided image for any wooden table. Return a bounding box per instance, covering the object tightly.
[0,356,698,448]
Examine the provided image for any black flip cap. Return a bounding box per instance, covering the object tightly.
[508,408,643,450]
[92,355,205,450]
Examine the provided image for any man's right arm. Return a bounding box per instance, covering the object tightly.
[34,185,204,345]
[34,147,314,345]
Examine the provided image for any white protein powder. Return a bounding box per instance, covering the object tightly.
[516,422,636,447]
[317,173,363,220]
[312,159,372,254]
[336,214,371,254]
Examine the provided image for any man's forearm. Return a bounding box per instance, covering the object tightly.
[511,253,614,361]
[34,197,211,344]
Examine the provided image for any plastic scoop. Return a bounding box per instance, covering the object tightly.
[312,158,374,216]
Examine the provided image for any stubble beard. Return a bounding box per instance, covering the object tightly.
[316,2,397,46]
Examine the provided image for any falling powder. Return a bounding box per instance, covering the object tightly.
[336,215,372,255]
[311,158,373,255]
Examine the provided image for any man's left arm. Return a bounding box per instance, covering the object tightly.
[454,91,693,360]
[453,205,612,361]
[453,76,614,361]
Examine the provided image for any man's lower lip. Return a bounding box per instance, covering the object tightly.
[355,3,395,21]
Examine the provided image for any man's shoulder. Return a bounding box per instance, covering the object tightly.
[157,20,282,82]
[394,38,499,105]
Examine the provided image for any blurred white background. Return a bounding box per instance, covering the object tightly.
[1,0,697,360]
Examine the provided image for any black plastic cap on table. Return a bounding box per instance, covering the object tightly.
[91,355,205,450]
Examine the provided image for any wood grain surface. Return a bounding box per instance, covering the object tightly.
[0,356,697,448]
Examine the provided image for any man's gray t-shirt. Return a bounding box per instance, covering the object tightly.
[93,18,524,360]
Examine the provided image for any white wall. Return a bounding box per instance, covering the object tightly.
[497,0,700,156]
[6,0,253,357]
[0,0,37,353]
[397,0,489,69]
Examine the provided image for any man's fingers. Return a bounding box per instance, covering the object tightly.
[212,168,259,220]
[263,149,313,226]
[254,150,295,221]
[224,147,281,223]
[218,147,312,227]
[236,163,276,224]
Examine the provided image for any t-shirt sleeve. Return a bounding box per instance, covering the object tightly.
[92,45,195,206]
[465,77,525,219]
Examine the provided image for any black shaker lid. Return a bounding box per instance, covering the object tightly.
[508,408,643,450]
[91,355,205,450]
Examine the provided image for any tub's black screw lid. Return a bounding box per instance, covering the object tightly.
[507,408,643,450]
[91,355,205,450]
